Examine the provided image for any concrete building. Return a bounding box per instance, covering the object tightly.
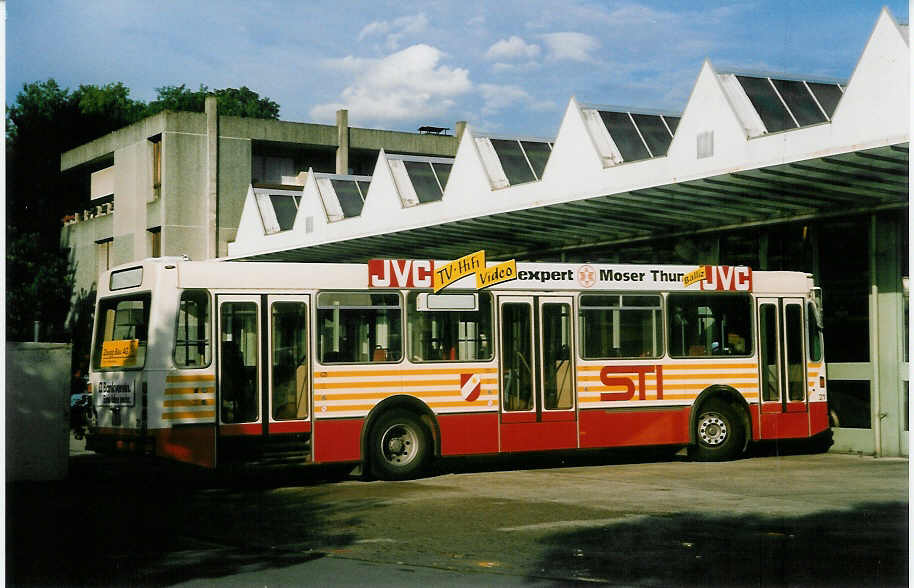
[226,10,909,456]
[59,101,460,303]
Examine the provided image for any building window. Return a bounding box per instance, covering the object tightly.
[149,227,161,258]
[150,135,162,200]
[818,217,869,362]
[828,380,871,429]
[96,239,112,273]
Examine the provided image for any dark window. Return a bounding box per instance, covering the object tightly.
[490,139,536,185]
[269,195,298,231]
[631,114,673,156]
[220,302,259,424]
[599,111,650,161]
[432,163,452,190]
[736,76,795,133]
[271,302,309,421]
[175,290,211,368]
[770,79,827,127]
[828,380,871,429]
[819,217,869,362]
[663,115,681,135]
[501,302,533,411]
[807,302,823,362]
[807,83,843,118]
[404,161,443,203]
[331,180,365,218]
[520,141,551,179]
[667,293,752,358]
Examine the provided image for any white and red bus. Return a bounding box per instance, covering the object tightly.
[87,256,829,479]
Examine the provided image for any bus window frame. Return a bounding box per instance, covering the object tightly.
[173,288,213,370]
[406,290,494,363]
[577,292,665,360]
[315,290,405,366]
[666,292,754,359]
[91,291,153,372]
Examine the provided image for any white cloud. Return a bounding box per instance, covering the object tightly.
[479,83,555,116]
[540,32,600,62]
[358,13,429,50]
[484,36,540,61]
[310,44,472,124]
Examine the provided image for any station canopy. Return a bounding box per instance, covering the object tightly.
[228,9,908,263]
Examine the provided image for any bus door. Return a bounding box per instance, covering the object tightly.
[265,295,311,441]
[757,297,810,439]
[498,296,577,452]
[217,295,263,445]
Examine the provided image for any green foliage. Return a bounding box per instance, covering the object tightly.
[145,84,280,119]
[6,232,75,342]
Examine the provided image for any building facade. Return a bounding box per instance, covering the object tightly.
[60,100,460,303]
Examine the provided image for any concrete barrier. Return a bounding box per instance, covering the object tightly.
[6,342,71,481]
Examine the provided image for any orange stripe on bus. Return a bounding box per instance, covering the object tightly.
[164,399,213,407]
[161,411,216,420]
[166,374,216,382]
[316,390,496,401]
[314,367,498,378]
[314,378,496,390]
[164,387,214,395]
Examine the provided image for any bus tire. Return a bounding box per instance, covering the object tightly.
[688,399,745,462]
[368,409,430,481]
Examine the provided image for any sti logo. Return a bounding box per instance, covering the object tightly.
[368,259,435,288]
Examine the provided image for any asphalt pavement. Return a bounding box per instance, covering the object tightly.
[5,435,909,586]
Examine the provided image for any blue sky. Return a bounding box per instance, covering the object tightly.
[7,1,908,138]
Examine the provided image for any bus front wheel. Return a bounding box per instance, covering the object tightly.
[368,410,430,480]
[688,400,745,461]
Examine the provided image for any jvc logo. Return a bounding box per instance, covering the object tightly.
[701,266,752,291]
[368,259,435,288]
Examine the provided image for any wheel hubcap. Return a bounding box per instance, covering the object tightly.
[381,424,418,465]
[698,413,728,446]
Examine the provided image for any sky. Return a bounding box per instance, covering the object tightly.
[6,1,909,138]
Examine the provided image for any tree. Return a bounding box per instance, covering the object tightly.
[145,84,280,119]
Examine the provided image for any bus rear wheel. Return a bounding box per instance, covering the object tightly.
[688,399,745,461]
[368,410,430,480]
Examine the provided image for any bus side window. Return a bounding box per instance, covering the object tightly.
[406,292,493,362]
[175,289,211,368]
[317,292,402,363]
[667,293,752,358]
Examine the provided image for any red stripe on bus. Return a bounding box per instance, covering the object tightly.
[219,423,261,436]
[313,418,363,463]
[500,420,577,452]
[809,401,829,436]
[438,412,499,456]
[269,421,312,434]
[578,407,690,448]
[152,425,215,468]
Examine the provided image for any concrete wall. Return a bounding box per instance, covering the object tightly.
[6,343,72,481]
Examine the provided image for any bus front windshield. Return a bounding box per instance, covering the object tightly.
[92,294,151,370]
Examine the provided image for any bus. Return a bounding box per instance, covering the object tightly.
[86,256,829,479]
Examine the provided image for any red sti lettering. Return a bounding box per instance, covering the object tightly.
[701,266,752,292]
[368,259,435,288]
[599,365,664,401]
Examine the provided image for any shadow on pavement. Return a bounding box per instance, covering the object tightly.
[527,501,908,586]
[6,455,358,586]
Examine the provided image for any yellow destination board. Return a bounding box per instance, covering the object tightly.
[100,339,140,368]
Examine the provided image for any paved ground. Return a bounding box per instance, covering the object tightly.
[6,436,909,586]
